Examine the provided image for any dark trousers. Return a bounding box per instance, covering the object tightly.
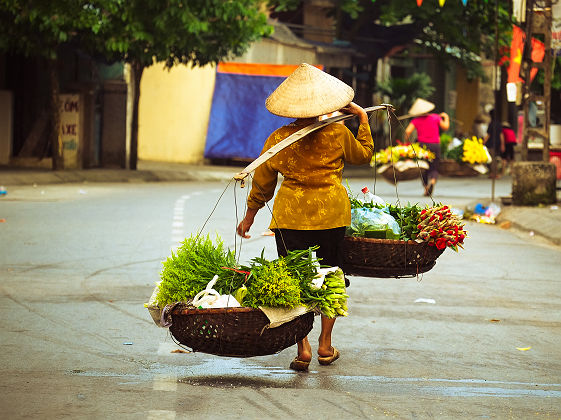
[272,227,349,286]
[420,142,441,184]
[272,227,346,266]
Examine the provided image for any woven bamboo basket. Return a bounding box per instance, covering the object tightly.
[341,236,445,278]
[380,167,425,183]
[377,160,428,184]
[439,159,480,177]
[168,305,314,357]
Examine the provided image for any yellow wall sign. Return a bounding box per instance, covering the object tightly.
[59,94,80,169]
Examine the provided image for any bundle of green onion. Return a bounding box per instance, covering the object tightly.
[301,268,348,318]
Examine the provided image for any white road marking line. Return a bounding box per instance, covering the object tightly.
[171,195,188,246]
[147,410,176,420]
[152,374,178,392]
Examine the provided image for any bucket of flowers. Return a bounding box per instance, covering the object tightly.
[371,142,435,183]
[440,136,491,176]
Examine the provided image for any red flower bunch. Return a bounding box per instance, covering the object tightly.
[416,205,466,251]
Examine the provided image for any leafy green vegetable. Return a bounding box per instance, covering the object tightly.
[300,268,348,318]
[385,203,423,241]
[154,236,349,316]
[155,234,243,307]
[238,247,320,309]
[243,258,301,309]
[447,143,464,163]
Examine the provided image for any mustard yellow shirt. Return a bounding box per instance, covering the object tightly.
[247,121,374,230]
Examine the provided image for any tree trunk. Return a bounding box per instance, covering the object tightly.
[129,60,144,170]
[48,59,63,170]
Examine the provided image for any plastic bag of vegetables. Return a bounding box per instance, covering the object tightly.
[348,207,401,239]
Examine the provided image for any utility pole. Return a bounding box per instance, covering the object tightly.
[520,0,553,162]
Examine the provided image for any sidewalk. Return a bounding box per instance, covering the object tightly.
[0,160,242,186]
[1,161,560,246]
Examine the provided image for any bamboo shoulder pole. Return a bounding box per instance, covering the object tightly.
[233,104,393,184]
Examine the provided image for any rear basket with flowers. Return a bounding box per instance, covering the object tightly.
[371,143,435,183]
[440,136,491,176]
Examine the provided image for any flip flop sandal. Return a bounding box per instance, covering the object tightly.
[318,347,340,366]
[289,357,310,372]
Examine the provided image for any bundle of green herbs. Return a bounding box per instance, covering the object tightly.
[155,236,335,311]
[155,234,245,308]
[236,248,319,309]
[300,267,349,318]
[385,203,423,241]
[236,248,349,317]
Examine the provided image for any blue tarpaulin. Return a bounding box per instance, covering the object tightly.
[204,63,301,160]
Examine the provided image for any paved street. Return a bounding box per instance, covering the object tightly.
[0,177,560,419]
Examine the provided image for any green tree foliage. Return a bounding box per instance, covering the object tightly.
[90,0,271,68]
[375,72,435,114]
[86,0,272,169]
[375,0,513,78]
[0,0,104,168]
[0,0,100,58]
[0,0,272,169]
[269,0,513,79]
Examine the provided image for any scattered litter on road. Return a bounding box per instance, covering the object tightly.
[451,208,464,219]
[471,215,495,224]
[414,298,436,304]
[123,342,133,345]
[516,346,532,351]
[489,319,501,322]
[0,186,7,196]
[529,231,535,237]
[171,349,190,354]
[474,203,486,215]
[0,219,5,223]
[78,189,88,194]
[551,205,559,210]
[499,221,511,229]
[471,202,501,224]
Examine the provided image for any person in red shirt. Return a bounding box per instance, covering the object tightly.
[405,99,450,196]
[501,121,517,174]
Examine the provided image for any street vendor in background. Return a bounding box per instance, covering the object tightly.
[483,109,505,179]
[236,63,373,372]
[501,121,517,175]
[404,98,450,196]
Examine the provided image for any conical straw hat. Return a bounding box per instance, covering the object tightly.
[265,63,354,118]
[406,98,435,117]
